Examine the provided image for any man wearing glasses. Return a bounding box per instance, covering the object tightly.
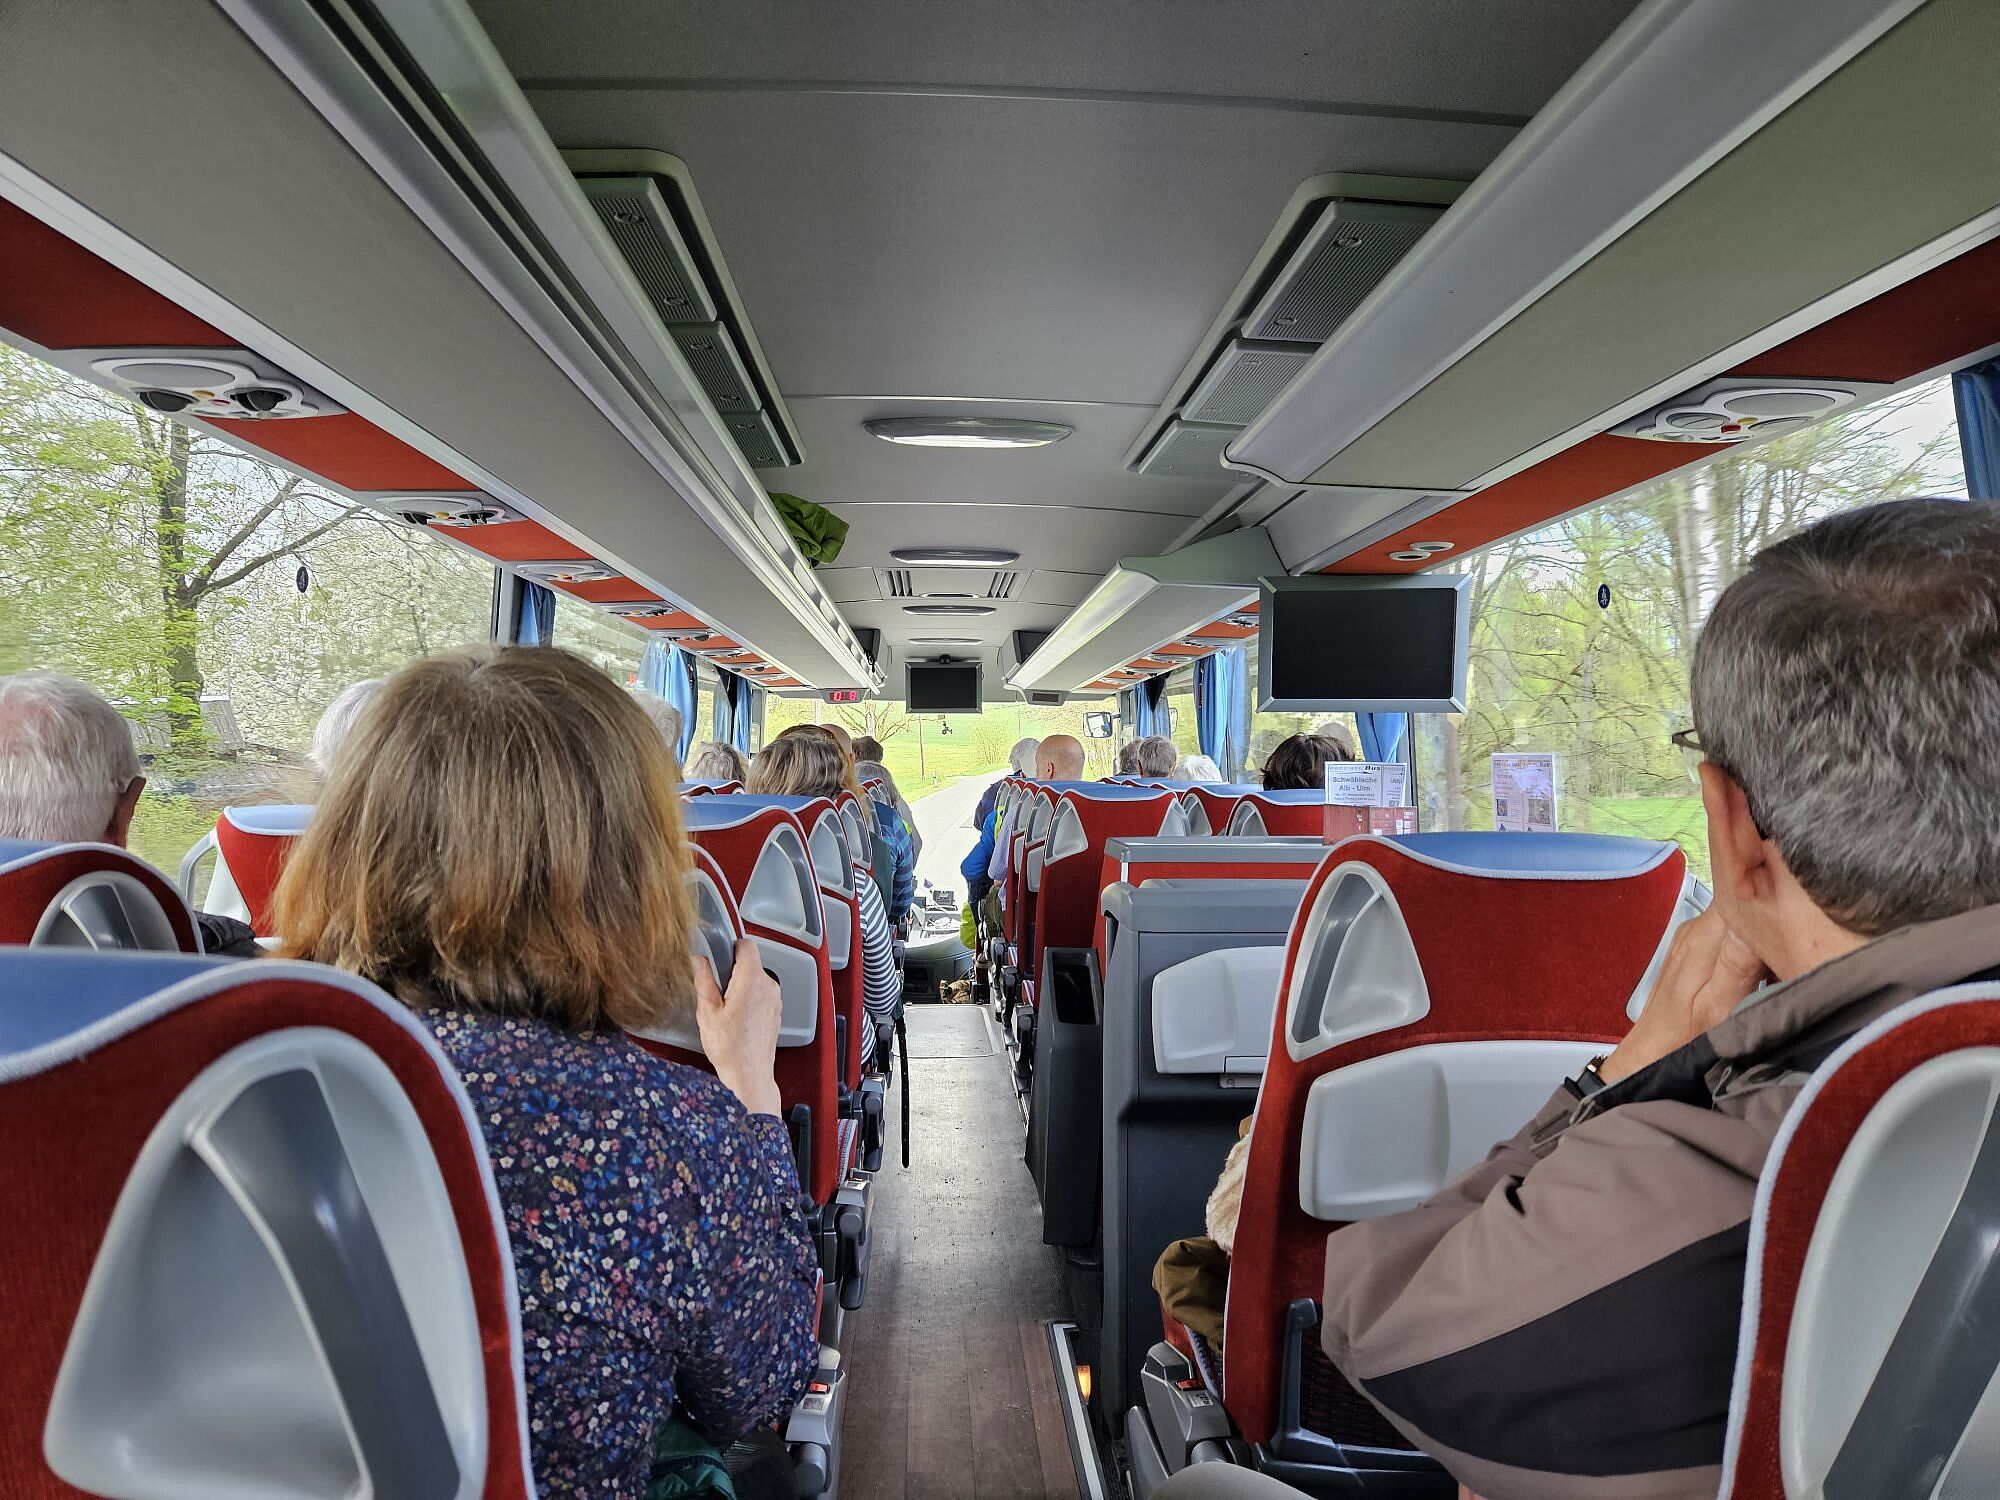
[1308,498,2000,1500]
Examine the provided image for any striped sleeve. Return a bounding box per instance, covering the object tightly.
[856,874,902,1019]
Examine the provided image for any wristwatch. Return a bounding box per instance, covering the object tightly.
[1563,1055,1611,1101]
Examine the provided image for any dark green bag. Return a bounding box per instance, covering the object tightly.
[769,492,848,566]
[646,1415,737,1500]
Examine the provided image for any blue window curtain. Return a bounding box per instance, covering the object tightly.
[1356,712,1407,765]
[641,638,700,762]
[511,579,556,645]
[721,672,757,753]
[1218,645,1248,780]
[1132,676,1166,737]
[1955,358,2000,500]
[1118,687,1135,737]
[1194,654,1220,763]
[712,674,732,743]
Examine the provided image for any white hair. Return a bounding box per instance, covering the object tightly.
[311,678,384,777]
[628,688,684,756]
[1312,720,1358,760]
[1177,754,1222,781]
[1009,737,1040,775]
[685,740,749,783]
[0,671,143,842]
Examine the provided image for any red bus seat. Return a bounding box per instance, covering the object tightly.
[0,949,536,1499]
[179,803,312,937]
[1225,791,1323,838]
[1181,784,1260,838]
[0,839,198,952]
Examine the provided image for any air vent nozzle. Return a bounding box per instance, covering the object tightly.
[79,348,345,422]
[358,490,517,528]
[1613,376,1890,444]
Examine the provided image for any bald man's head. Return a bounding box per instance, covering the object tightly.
[1037,734,1084,780]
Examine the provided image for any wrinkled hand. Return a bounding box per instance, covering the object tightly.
[694,940,784,1117]
[1598,908,1769,1084]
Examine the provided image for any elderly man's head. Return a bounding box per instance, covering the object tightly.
[1691,498,2000,974]
[1037,734,1085,781]
[0,671,145,845]
[1132,735,1179,777]
[628,689,684,760]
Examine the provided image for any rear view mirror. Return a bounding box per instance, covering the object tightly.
[1082,711,1114,739]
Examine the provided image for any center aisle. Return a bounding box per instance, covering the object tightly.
[838,1004,1083,1499]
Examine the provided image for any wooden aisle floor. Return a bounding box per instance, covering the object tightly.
[837,1004,1082,1500]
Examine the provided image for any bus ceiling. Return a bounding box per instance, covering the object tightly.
[0,0,1995,702]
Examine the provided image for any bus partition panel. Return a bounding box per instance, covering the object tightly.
[0,949,537,1500]
[1185,832,1689,1494]
[0,838,200,953]
[1092,835,1327,964]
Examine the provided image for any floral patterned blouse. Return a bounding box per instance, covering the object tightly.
[421,1008,819,1498]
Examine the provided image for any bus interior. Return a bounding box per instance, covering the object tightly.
[2,1,1999,1497]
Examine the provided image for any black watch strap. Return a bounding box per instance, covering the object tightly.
[1563,1055,1611,1101]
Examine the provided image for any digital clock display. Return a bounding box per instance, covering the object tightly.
[824,689,863,704]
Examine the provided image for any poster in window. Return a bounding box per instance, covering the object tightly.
[1491,752,1559,833]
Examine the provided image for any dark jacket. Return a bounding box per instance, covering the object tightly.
[1319,904,2000,1500]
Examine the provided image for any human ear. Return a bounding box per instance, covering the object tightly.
[1698,762,1771,905]
[104,776,145,847]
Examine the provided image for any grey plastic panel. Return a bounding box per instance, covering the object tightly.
[32,871,184,953]
[1242,198,1446,343]
[821,892,853,970]
[1284,862,1428,1061]
[577,175,717,325]
[1152,947,1286,1075]
[671,322,760,414]
[44,1029,488,1500]
[691,869,738,989]
[1297,1040,1599,1219]
[1226,802,1268,836]
[1104,835,1327,873]
[1784,1047,2000,1499]
[1134,419,1262,483]
[742,824,822,944]
[806,814,852,898]
[1183,338,1316,427]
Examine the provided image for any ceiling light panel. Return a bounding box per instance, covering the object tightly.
[903,603,996,616]
[889,547,1022,567]
[865,417,1072,449]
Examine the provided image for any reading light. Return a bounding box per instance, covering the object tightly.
[865,417,1071,449]
[889,546,1022,567]
[903,604,995,616]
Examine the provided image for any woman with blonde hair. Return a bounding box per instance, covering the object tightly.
[750,730,902,1024]
[274,646,816,1498]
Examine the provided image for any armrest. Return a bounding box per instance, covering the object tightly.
[1151,946,1285,1076]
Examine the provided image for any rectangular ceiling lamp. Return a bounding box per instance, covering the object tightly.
[1183,339,1317,426]
[1134,419,1263,483]
[1243,199,1445,344]
[576,176,717,327]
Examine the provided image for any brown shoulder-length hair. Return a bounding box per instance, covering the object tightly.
[1261,731,1356,791]
[749,728,851,800]
[273,646,697,1033]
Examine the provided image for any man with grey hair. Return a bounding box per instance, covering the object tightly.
[0,670,146,844]
[0,670,257,954]
[1132,734,1179,778]
[627,687,684,765]
[1304,499,2000,1500]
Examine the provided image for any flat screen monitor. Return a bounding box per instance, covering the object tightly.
[1257,574,1469,712]
[906,660,982,713]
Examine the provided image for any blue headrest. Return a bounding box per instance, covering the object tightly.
[1246,787,1323,804]
[1384,831,1675,875]
[224,803,313,835]
[1044,782,1176,801]
[728,794,832,816]
[0,837,56,868]
[0,949,230,1061]
[1192,784,1260,797]
[678,796,771,830]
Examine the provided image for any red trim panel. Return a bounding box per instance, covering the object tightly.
[0,199,230,350]
[205,412,470,491]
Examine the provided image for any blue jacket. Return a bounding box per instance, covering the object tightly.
[873,798,915,922]
[962,807,1000,894]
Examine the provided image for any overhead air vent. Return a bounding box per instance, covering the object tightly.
[884,570,917,599]
[1124,174,1463,490]
[356,490,516,528]
[1184,340,1316,426]
[517,560,617,585]
[1613,376,1891,444]
[986,571,1020,600]
[1136,420,1265,482]
[569,153,802,469]
[1243,201,1447,344]
[75,348,345,422]
[598,601,677,619]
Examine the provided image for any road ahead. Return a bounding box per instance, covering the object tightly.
[909,773,992,899]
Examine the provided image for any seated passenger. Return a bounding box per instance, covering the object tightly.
[964,738,1038,905]
[685,738,750,783]
[1133,733,1180,777]
[750,730,903,1027]
[1177,753,1222,781]
[984,733,1086,892]
[855,757,921,859]
[1152,1117,1252,1350]
[1258,730,1353,790]
[818,722,914,923]
[272,646,817,1495]
[628,687,684,765]
[1318,499,2000,1500]
[1114,739,1143,776]
[0,669,257,955]
[1310,719,1359,762]
[850,733,886,764]
[309,677,382,778]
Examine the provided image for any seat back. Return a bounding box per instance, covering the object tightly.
[0,950,532,1500]
[1721,980,2000,1500]
[0,840,199,952]
[1181,784,1259,837]
[1004,785,1057,947]
[1223,832,1694,1452]
[1032,788,1188,958]
[1225,789,1324,837]
[203,804,313,936]
[677,797,841,1203]
[682,778,743,795]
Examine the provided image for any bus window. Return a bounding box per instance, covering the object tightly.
[1411,374,1967,879]
[1238,642,1362,779]
[549,588,649,683]
[0,341,496,882]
